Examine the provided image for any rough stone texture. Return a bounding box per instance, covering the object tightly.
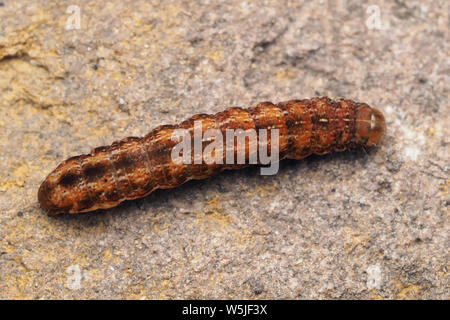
[0,0,448,299]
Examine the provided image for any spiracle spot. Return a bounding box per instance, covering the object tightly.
[59,173,81,187]
[83,164,108,182]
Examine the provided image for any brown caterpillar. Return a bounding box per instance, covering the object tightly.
[38,97,386,215]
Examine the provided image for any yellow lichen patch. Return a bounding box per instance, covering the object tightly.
[343,229,371,255]
[12,164,34,187]
[1,241,16,255]
[189,252,206,265]
[207,195,219,207]
[233,230,257,246]
[82,220,108,235]
[158,280,170,299]
[197,209,232,231]
[197,207,229,230]
[394,282,421,300]
[153,220,161,233]
[0,49,65,111]
[203,210,262,246]
[149,212,169,233]
[252,183,277,197]
[3,273,36,300]
[40,250,61,265]
[368,289,384,300]
[194,195,265,247]
[436,264,448,278]
[100,247,120,264]
[84,268,104,286]
[275,68,295,81]
[0,179,19,192]
[21,247,59,266]
[0,19,41,60]
[122,283,147,300]
[438,180,449,195]
[202,195,229,226]
[206,50,224,62]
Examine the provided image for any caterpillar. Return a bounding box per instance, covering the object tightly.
[38,97,386,215]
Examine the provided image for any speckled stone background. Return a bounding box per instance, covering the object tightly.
[0,0,448,299]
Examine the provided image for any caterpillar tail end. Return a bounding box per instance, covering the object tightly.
[366,108,386,147]
[355,105,386,147]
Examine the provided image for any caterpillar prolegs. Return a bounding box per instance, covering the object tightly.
[38,97,386,215]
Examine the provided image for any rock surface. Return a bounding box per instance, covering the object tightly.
[0,0,448,299]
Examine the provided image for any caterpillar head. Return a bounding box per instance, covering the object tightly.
[38,156,85,215]
[355,105,386,147]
